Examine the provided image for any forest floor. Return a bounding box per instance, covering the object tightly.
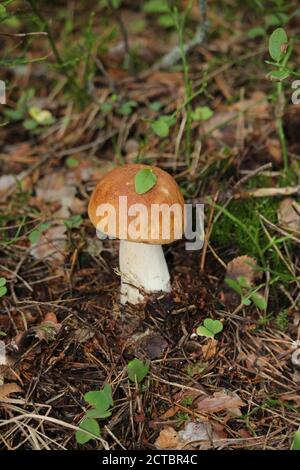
[0,0,300,450]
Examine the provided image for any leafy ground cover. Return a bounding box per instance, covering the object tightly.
[0,0,299,450]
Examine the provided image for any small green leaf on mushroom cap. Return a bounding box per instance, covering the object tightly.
[134,168,157,195]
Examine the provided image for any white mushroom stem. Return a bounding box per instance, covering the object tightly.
[119,240,171,305]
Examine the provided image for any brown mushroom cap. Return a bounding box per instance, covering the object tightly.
[88,163,185,244]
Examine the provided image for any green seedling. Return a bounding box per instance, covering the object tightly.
[143,0,174,28]
[186,362,207,377]
[0,278,7,298]
[127,358,149,383]
[64,215,83,230]
[225,276,268,310]
[151,114,176,138]
[191,106,214,121]
[76,384,113,445]
[24,107,55,130]
[196,318,223,339]
[66,157,79,168]
[28,222,51,244]
[292,429,300,450]
[266,27,294,173]
[117,100,138,116]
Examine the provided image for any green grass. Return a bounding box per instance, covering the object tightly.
[211,175,297,290]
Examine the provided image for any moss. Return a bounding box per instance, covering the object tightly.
[211,197,277,256]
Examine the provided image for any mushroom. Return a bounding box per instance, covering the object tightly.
[88,164,184,304]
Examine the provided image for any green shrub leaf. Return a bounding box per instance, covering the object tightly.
[269,28,288,62]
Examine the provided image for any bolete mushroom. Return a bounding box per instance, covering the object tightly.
[88,164,184,305]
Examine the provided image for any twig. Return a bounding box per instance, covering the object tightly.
[107,0,133,74]
[0,32,48,37]
[233,163,273,190]
[0,263,33,292]
[26,0,89,102]
[200,191,219,272]
[234,185,300,199]
[155,0,208,70]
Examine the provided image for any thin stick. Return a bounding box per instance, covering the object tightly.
[107,0,133,74]
[0,32,48,37]
[26,0,89,101]
[200,191,219,272]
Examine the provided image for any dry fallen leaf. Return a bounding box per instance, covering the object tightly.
[179,421,227,449]
[141,333,168,360]
[201,338,218,360]
[266,138,282,164]
[0,383,23,399]
[197,389,245,416]
[226,255,259,285]
[35,171,86,218]
[201,91,269,146]
[278,198,300,232]
[33,312,61,342]
[155,420,227,450]
[73,328,95,344]
[242,352,270,373]
[292,370,300,383]
[279,392,300,404]
[0,174,16,193]
[36,173,76,206]
[221,255,260,307]
[155,426,179,450]
[0,341,6,366]
[232,91,269,119]
[30,225,67,263]
[291,349,300,367]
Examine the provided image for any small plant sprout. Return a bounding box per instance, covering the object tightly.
[151,115,176,138]
[191,106,214,122]
[66,157,79,168]
[225,276,268,310]
[76,384,113,445]
[88,164,185,305]
[292,429,300,450]
[64,215,83,230]
[266,27,292,173]
[127,358,149,383]
[196,318,223,339]
[28,222,51,244]
[0,278,8,297]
